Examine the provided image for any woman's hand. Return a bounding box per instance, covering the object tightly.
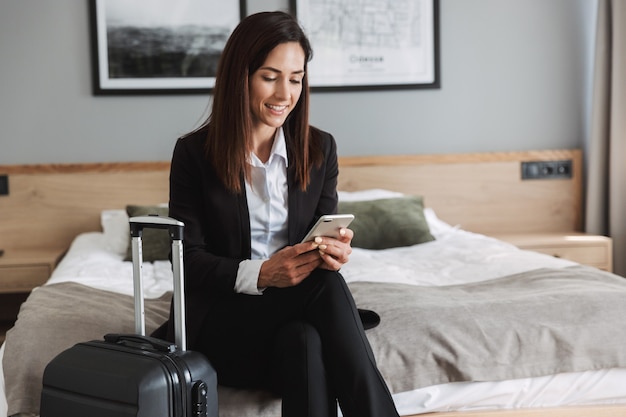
[257,227,353,288]
[313,227,354,271]
[257,241,324,288]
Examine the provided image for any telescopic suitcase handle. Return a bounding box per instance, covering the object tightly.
[104,334,177,353]
[129,214,184,240]
[129,215,188,351]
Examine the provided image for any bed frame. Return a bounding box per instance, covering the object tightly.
[2,148,625,416]
[0,149,583,251]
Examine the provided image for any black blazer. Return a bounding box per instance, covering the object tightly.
[160,126,339,349]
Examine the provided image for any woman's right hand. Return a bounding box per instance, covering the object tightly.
[257,241,324,288]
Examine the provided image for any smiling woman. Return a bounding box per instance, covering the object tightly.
[154,11,401,417]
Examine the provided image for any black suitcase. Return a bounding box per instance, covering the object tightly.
[40,215,218,417]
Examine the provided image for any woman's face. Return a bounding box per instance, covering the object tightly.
[249,42,305,134]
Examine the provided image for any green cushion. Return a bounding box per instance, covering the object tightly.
[337,196,435,250]
[124,205,170,262]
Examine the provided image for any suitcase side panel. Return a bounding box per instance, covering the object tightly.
[41,342,178,417]
[41,387,140,417]
[175,351,219,417]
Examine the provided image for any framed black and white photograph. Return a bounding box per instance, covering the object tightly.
[293,0,440,91]
[89,0,246,95]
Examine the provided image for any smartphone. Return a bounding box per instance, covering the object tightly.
[301,214,355,243]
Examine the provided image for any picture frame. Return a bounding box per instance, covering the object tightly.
[89,0,246,95]
[292,0,440,91]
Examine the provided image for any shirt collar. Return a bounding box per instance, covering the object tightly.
[248,127,289,167]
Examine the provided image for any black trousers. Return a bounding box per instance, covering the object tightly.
[196,269,399,417]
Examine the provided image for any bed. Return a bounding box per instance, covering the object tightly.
[2,149,626,417]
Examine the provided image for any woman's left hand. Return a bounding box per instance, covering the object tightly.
[312,228,353,271]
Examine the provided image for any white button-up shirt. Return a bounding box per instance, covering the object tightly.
[235,128,289,295]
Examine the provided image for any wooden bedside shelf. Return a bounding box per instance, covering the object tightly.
[491,233,613,272]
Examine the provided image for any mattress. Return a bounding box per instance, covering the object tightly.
[2,204,626,417]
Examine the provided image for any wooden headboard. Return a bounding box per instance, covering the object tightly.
[0,149,582,251]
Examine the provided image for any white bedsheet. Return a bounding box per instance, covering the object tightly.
[3,209,626,416]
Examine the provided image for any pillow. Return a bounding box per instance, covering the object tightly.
[337,196,435,250]
[123,205,171,262]
[337,189,405,202]
[101,209,130,256]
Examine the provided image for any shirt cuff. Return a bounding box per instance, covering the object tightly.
[235,259,266,295]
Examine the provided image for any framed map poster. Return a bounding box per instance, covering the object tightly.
[293,0,440,91]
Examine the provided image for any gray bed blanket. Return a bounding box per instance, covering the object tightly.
[4,265,626,416]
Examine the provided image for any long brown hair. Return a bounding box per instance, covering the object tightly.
[201,11,322,192]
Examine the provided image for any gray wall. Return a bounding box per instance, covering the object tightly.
[0,0,597,165]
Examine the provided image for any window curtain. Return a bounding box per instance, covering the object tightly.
[586,0,626,276]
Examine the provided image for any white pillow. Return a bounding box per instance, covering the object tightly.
[100,209,130,256]
[100,203,169,256]
[423,207,458,237]
[337,189,405,202]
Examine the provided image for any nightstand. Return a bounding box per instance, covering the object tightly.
[491,233,613,272]
[0,247,65,343]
